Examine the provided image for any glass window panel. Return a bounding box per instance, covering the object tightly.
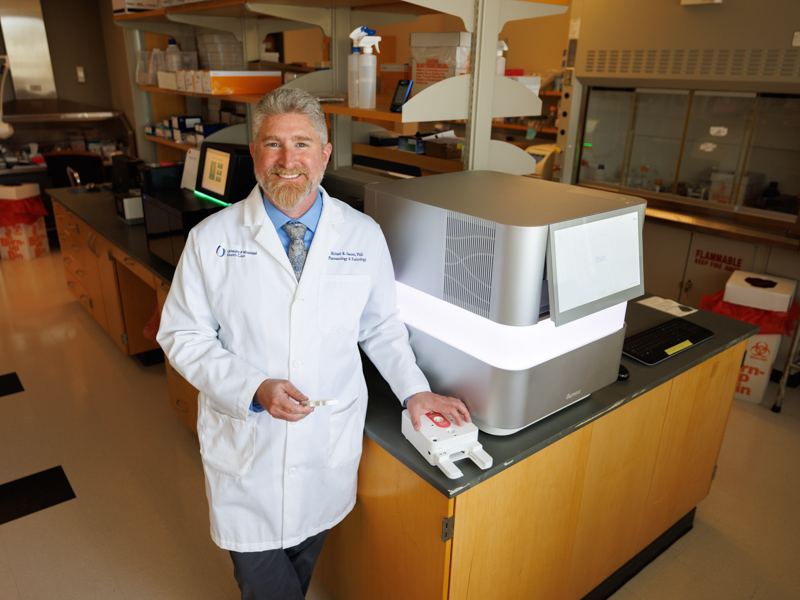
[624,90,690,193]
[675,91,756,204]
[578,88,633,185]
[740,94,800,217]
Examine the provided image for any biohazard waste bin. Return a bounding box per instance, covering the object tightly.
[0,183,50,260]
[700,270,799,404]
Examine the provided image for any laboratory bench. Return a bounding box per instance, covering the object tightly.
[48,186,757,600]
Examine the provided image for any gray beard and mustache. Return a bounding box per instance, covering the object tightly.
[256,166,323,211]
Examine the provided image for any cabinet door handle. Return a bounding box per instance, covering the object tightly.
[123,257,137,267]
[67,281,76,288]
[88,233,100,257]
[70,244,80,252]
[63,256,72,265]
[175,399,190,413]
[161,281,170,292]
[75,269,85,278]
[79,294,92,309]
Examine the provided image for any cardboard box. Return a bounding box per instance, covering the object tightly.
[0,183,49,260]
[380,63,410,95]
[398,136,425,154]
[171,115,202,132]
[425,138,464,159]
[193,70,204,94]
[370,131,400,147]
[724,270,797,312]
[709,172,764,205]
[112,0,158,13]
[157,71,179,90]
[410,32,471,95]
[734,334,781,403]
[201,70,281,95]
[0,220,49,260]
[409,32,472,48]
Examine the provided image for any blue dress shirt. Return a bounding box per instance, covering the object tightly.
[251,189,323,413]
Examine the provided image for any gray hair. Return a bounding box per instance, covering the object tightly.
[251,88,328,147]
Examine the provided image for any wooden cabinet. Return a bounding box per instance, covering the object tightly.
[53,199,160,357]
[54,203,107,331]
[318,340,746,600]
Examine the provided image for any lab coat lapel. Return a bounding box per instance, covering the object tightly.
[243,185,297,280]
[300,188,342,284]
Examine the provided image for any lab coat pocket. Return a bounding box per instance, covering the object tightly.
[317,274,371,335]
[328,399,365,469]
[199,408,256,478]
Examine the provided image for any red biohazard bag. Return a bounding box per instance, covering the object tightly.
[699,290,800,336]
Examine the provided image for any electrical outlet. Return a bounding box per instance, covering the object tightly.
[76,66,85,83]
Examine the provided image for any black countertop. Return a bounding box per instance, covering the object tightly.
[48,187,175,282]
[49,185,758,498]
[364,302,756,497]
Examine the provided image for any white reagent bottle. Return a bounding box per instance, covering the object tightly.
[358,32,381,109]
[348,27,369,108]
[496,40,508,76]
[165,39,181,72]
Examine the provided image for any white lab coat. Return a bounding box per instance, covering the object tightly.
[157,185,430,552]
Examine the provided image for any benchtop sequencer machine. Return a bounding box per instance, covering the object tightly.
[366,170,646,435]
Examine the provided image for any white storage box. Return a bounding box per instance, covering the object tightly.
[410,32,471,96]
[735,334,781,403]
[112,0,158,13]
[724,270,797,312]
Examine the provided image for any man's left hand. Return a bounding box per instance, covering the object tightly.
[406,392,471,431]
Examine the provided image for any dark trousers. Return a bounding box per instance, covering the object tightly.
[229,530,328,600]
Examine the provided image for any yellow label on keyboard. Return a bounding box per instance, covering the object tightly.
[665,339,692,355]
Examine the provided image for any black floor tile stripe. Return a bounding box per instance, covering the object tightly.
[0,466,76,525]
[0,372,24,397]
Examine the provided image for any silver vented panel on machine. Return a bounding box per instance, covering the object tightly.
[444,212,496,319]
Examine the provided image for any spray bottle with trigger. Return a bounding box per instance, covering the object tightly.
[357,28,381,109]
[496,40,508,76]
[348,27,368,108]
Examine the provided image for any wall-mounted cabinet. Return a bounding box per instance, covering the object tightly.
[575,86,800,243]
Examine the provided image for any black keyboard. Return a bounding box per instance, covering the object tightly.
[623,318,714,366]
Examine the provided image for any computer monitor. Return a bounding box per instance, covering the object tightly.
[194,142,256,205]
[546,207,643,326]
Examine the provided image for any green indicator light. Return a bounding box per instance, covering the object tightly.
[194,190,232,207]
[583,142,593,147]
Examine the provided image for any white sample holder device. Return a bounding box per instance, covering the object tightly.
[401,410,493,479]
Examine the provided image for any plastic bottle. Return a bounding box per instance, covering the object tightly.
[148,48,165,84]
[357,30,381,110]
[595,164,606,182]
[348,48,360,108]
[349,27,369,108]
[165,39,181,72]
[496,41,508,76]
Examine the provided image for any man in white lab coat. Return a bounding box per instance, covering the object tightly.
[157,88,470,600]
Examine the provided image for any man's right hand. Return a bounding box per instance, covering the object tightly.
[254,379,314,422]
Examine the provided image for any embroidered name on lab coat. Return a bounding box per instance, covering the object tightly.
[329,251,366,263]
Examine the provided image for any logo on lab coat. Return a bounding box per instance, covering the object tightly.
[216,245,258,258]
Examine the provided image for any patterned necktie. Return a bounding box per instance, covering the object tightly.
[282,220,308,281]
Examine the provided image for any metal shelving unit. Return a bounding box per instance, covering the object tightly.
[116,0,567,175]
